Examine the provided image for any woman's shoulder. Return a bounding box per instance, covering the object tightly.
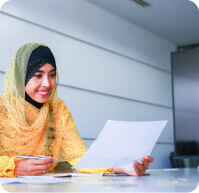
[57,97,66,107]
[52,98,72,121]
[54,98,70,114]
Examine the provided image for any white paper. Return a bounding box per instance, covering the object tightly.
[44,173,103,177]
[0,173,103,184]
[74,120,167,171]
[0,176,74,184]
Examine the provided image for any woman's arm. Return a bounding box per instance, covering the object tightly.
[68,157,114,174]
[68,156,153,176]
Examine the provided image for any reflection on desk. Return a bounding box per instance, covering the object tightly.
[2,168,199,192]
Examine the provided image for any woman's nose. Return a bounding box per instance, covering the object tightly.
[41,76,50,87]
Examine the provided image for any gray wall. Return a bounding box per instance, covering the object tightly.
[0,0,176,169]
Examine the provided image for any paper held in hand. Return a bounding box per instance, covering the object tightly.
[74,120,167,171]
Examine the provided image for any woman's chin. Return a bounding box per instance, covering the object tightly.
[34,93,50,103]
[34,97,48,103]
[39,99,48,103]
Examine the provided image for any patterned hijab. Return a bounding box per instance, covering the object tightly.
[0,43,87,165]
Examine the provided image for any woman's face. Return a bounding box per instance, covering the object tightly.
[25,63,56,103]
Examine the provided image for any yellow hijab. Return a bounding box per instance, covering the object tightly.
[0,43,87,163]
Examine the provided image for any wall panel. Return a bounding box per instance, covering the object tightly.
[2,0,176,71]
[0,13,172,107]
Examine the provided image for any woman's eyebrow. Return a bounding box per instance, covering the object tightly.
[36,69,56,73]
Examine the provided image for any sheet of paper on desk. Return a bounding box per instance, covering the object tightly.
[0,176,75,184]
[44,173,103,177]
[74,120,167,171]
[0,173,102,184]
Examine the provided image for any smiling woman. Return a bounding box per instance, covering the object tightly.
[0,42,153,177]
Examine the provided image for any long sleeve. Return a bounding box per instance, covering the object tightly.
[56,100,114,174]
[0,156,17,177]
[68,157,114,174]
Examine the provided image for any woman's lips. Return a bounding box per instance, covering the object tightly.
[37,90,49,97]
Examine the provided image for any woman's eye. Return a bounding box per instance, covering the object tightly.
[34,75,41,77]
[33,73,56,78]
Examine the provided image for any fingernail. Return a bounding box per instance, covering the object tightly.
[133,161,137,164]
[53,158,56,161]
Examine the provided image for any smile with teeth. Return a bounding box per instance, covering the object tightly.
[37,90,49,96]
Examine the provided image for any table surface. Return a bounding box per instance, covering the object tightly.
[2,168,199,192]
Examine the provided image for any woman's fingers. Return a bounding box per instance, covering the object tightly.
[26,157,54,175]
[133,161,145,175]
[134,161,144,172]
[27,170,46,176]
[144,156,154,163]
[133,164,142,176]
[28,162,53,172]
[141,158,148,170]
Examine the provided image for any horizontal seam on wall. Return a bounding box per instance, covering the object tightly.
[0,11,171,74]
[0,71,172,109]
[83,137,174,145]
[59,83,172,109]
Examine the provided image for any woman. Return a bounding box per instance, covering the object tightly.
[0,43,153,177]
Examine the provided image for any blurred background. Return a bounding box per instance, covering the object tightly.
[0,0,199,169]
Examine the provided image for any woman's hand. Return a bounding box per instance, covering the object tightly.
[14,155,55,176]
[112,156,153,176]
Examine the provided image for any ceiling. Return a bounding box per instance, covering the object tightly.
[87,0,199,46]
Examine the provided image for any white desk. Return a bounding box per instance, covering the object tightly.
[2,168,199,192]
